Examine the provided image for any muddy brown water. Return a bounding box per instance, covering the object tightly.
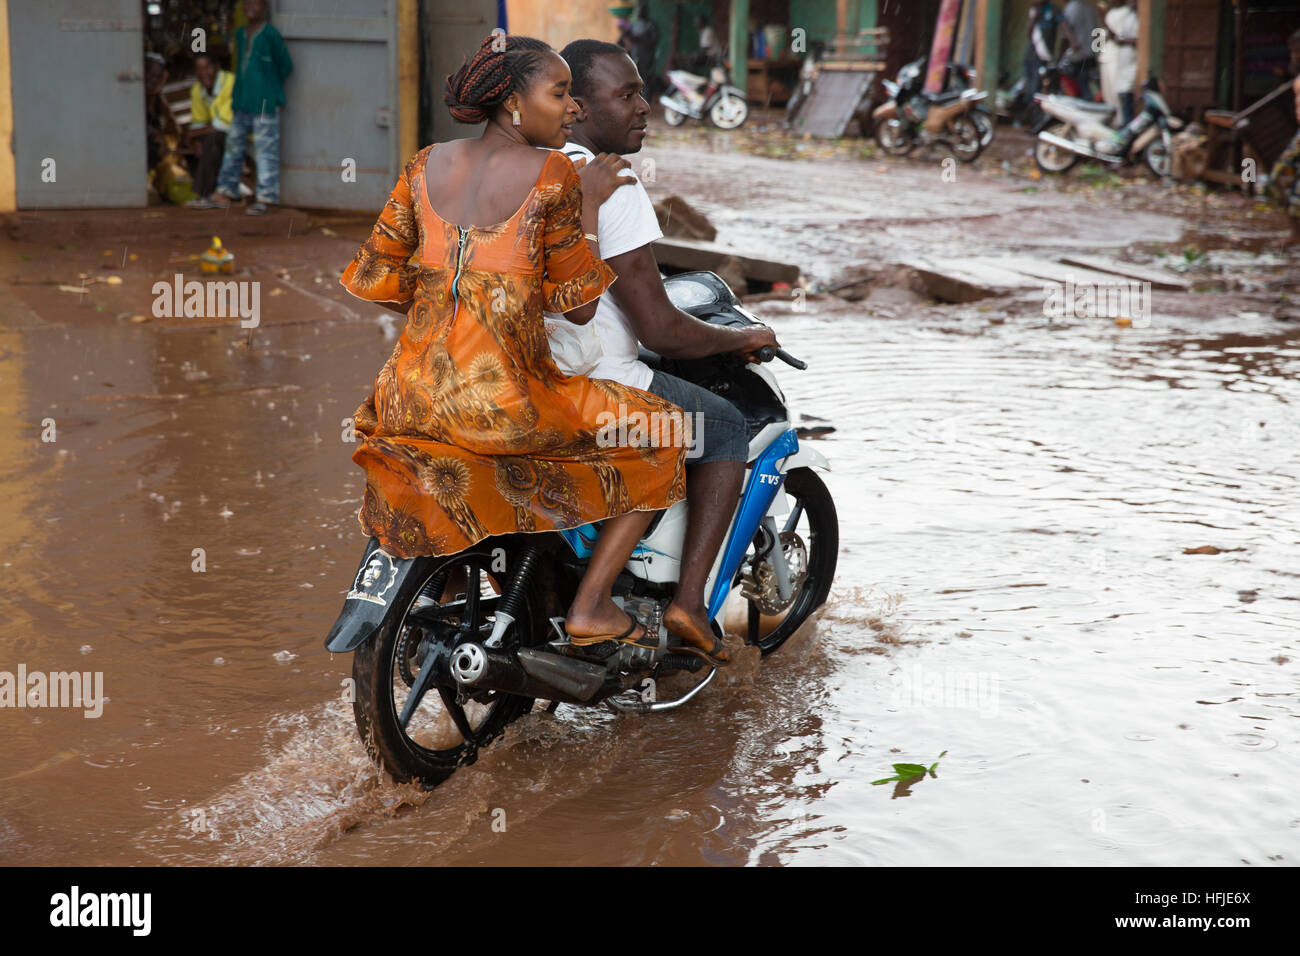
[2,146,1298,866]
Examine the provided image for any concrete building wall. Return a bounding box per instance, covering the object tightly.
[507,0,620,50]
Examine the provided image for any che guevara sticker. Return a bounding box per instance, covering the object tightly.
[346,548,399,606]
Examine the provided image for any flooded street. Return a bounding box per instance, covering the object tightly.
[1,140,1298,867]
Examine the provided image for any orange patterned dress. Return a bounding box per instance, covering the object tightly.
[339,145,688,558]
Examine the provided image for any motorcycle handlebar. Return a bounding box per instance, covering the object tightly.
[756,346,808,370]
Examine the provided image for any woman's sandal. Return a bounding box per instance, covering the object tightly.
[568,610,658,650]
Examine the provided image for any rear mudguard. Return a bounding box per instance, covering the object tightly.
[323,537,421,653]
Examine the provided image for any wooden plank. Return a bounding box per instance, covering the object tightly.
[1056,254,1191,291]
[653,236,801,285]
[968,256,1141,288]
[902,257,1043,303]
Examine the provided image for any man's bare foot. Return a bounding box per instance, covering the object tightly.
[663,602,729,664]
[565,598,649,646]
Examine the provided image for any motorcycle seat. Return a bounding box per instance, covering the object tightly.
[1046,95,1113,114]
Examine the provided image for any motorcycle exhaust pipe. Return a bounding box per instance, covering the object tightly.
[1038,128,1125,161]
[1037,129,1077,152]
[450,643,609,705]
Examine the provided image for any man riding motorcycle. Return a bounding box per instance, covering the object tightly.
[549,39,780,666]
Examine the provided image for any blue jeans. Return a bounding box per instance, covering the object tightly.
[645,370,749,465]
[215,109,281,204]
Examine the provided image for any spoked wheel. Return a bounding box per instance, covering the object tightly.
[1143,130,1172,179]
[971,109,995,149]
[351,550,535,788]
[732,468,838,655]
[949,114,984,163]
[662,106,687,127]
[874,117,914,156]
[709,92,749,129]
[1035,122,1080,173]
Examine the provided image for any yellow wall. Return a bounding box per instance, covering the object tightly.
[507,0,620,49]
[0,0,14,212]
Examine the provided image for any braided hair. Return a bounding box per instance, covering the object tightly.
[444,33,554,124]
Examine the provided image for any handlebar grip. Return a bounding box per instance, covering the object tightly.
[755,346,808,370]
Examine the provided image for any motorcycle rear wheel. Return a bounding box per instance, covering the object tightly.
[874,117,914,156]
[972,109,995,148]
[709,93,748,129]
[949,114,984,163]
[663,106,687,127]
[736,468,838,656]
[1034,122,1080,174]
[351,550,536,788]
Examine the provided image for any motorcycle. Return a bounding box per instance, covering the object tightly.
[873,57,988,163]
[323,271,838,788]
[943,61,995,149]
[660,57,749,129]
[1034,74,1184,178]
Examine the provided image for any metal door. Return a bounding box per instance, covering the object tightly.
[8,0,145,208]
[275,0,400,211]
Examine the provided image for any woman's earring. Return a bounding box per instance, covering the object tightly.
[512,109,521,126]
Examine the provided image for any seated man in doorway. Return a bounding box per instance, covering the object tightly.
[551,39,780,666]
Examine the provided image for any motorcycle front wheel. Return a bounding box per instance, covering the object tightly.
[949,114,984,162]
[1035,122,1080,174]
[731,467,839,656]
[972,108,995,148]
[874,117,914,156]
[1143,131,1172,179]
[709,92,748,129]
[351,549,536,788]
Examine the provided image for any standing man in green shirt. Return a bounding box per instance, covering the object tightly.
[210,0,293,215]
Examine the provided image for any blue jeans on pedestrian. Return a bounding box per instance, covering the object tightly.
[215,109,281,204]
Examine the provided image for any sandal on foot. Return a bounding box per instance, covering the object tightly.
[667,630,730,667]
[568,611,657,649]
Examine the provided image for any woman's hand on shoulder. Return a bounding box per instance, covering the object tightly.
[573,153,635,205]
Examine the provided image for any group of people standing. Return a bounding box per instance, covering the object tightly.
[146,0,291,214]
[1024,0,1139,123]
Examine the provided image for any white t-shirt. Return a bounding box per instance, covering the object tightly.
[1104,6,1138,87]
[543,142,661,390]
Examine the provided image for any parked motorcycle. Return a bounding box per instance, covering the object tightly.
[873,58,988,162]
[660,57,749,129]
[1034,75,1184,178]
[324,272,837,788]
[945,61,995,149]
